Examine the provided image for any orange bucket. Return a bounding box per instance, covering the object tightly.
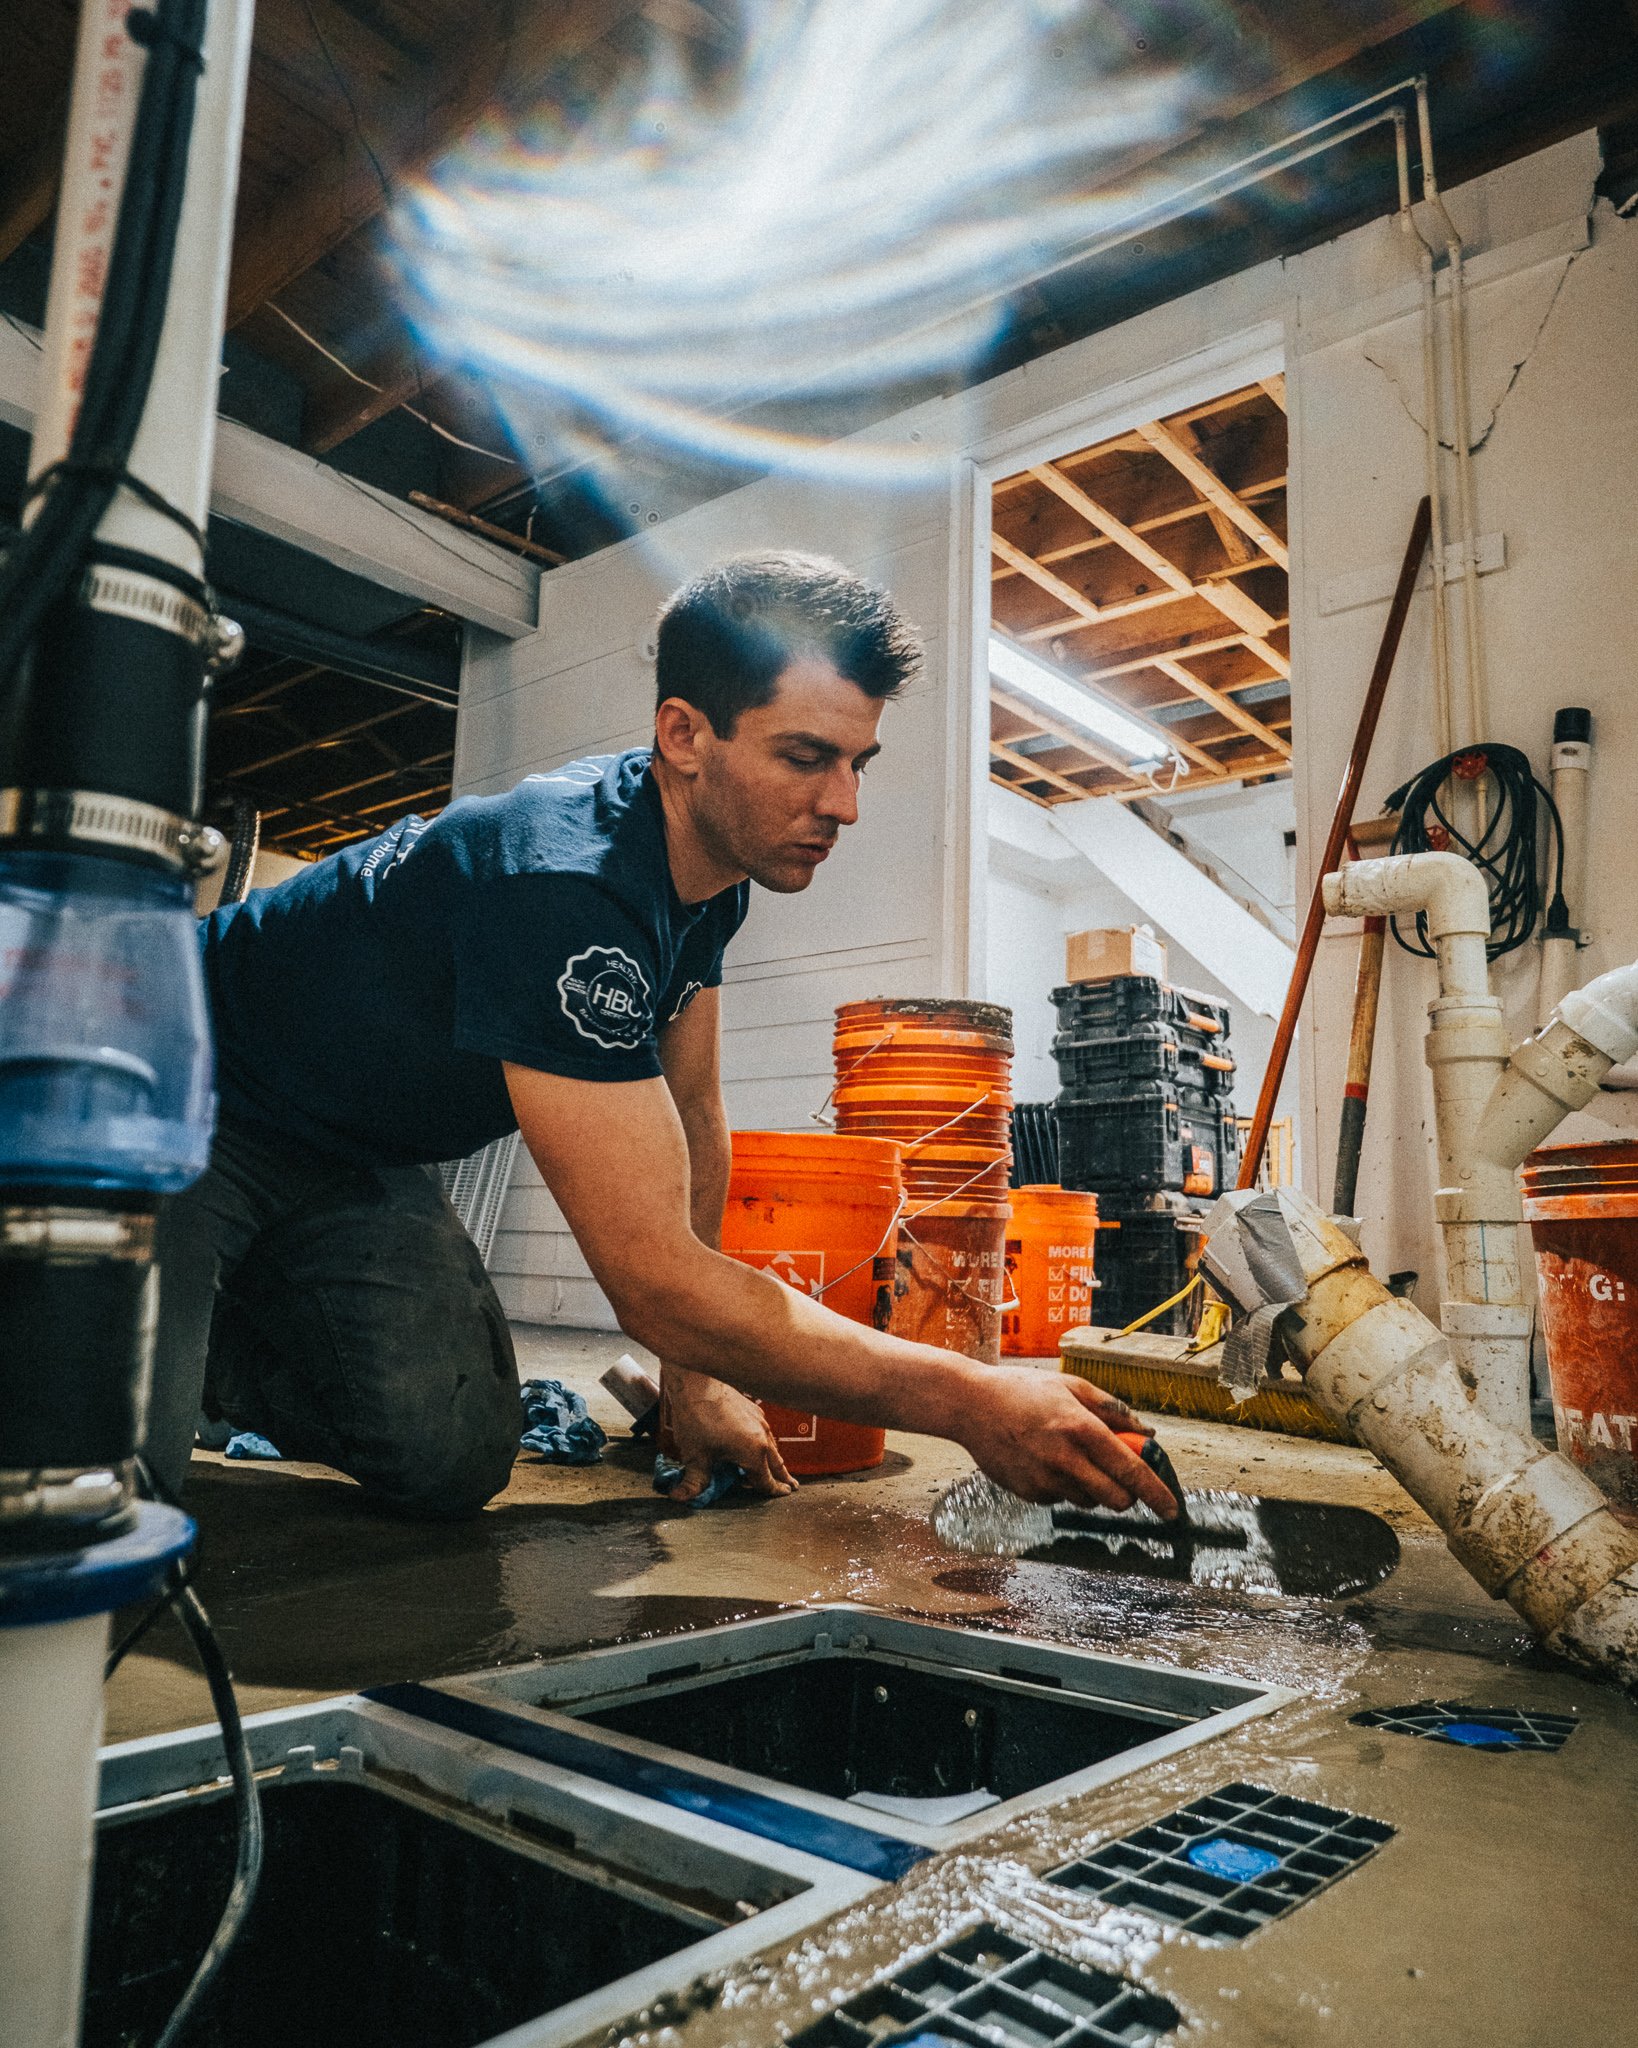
[718,1130,901,1475]
[1522,1140,1638,1517]
[1001,1186,1099,1356]
[891,1197,1012,1365]
[833,997,1015,1363]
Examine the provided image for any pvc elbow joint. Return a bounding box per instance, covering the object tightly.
[1557,961,1638,1068]
[1322,851,1490,941]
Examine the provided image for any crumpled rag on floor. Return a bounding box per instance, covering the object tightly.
[519,1377,608,1465]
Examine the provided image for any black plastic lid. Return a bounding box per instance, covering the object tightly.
[1553,706,1592,743]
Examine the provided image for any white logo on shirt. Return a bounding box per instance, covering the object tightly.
[558,946,653,1051]
[669,980,705,1023]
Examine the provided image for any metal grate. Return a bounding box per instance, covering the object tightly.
[1350,1701,1578,1752]
[788,1923,1178,2048]
[1044,1781,1393,1944]
[435,1131,521,1267]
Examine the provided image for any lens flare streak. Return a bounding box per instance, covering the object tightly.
[391,1,1199,488]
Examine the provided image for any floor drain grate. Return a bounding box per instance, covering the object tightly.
[787,1923,1179,2048]
[1349,1701,1578,1751]
[1043,1781,1393,1944]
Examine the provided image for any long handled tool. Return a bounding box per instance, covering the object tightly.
[1238,496,1433,1188]
[1332,909,1387,1215]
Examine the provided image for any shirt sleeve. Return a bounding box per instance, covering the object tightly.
[451,874,666,1082]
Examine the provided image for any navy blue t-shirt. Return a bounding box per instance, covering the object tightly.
[200,750,749,1166]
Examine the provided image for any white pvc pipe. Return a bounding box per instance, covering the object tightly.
[1539,726,1593,1026]
[1323,852,1530,1428]
[0,1613,111,2048]
[28,0,145,508]
[1415,86,1487,755]
[29,0,254,582]
[1204,1189,1638,1688]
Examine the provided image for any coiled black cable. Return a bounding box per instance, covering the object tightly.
[1384,745,1568,961]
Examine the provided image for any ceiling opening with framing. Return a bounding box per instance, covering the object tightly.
[988,377,1291,809]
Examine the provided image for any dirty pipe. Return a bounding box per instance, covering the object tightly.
[1203,1188,1638,1689]
[1322,851,1533,1430]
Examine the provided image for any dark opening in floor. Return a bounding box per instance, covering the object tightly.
[86,1774,701,2048]
[578,1652,1189,1804]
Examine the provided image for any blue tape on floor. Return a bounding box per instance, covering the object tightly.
[365,1681,930,1882]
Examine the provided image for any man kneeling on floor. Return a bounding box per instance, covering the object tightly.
[154,551,1175,1524]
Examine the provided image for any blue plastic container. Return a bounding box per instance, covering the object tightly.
[0,850,214,1192]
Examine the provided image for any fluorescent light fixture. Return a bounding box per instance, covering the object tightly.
[989,635,1177,769]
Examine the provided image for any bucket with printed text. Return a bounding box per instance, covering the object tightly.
[1521,1140,1638,1519]
[1001,1186,1099,1357]
[833,997,1015,1366]
[717,1129,901,1475]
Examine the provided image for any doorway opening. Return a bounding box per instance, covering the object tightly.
[975,372,1300,1334]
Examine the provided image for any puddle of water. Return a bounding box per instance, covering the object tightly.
[932,1474,1400,1599]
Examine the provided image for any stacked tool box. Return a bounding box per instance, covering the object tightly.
[1050,975,1238,1334]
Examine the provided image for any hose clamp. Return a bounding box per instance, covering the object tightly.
[0,1206,155,1263]
[76,560,211,648]
[0,787,223,872]
[0,1461,135,1537]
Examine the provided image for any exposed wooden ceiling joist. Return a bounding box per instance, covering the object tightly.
[990,377,1291,805]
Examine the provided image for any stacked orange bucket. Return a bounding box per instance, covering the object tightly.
[719,1130,902,1475]
[832,998,1014,1364]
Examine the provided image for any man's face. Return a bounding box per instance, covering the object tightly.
[687,658,885,893]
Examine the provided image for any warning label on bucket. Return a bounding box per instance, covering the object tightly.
[754,1249,825,1296]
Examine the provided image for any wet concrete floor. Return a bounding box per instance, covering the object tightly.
[107,1329,1638,2046]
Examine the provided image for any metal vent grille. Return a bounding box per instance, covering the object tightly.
[1350,1701,1578,1752]
[1044,1781,1392,1943]
[435,1131,521,1267]
[789,1923,1178,2048]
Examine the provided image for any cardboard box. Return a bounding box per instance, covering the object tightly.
[1064,924,1167,986]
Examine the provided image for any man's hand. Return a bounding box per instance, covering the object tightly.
[664,1365,797,1502]
[957,1371,1178,1517]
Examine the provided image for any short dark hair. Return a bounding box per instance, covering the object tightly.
[654,551,920,736]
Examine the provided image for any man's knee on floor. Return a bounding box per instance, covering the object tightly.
[362,1420,519,1520]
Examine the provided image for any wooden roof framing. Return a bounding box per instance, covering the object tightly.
[4,1,1634,852]
[989,379,1291,808]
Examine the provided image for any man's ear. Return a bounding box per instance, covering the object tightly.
[654,696,714,777]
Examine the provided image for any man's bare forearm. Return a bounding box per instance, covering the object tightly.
[621,1242,992,1443]
[677,1096,729,1252]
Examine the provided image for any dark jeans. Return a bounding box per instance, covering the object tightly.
[146,1118,523,1518]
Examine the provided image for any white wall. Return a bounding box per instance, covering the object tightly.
[1287,134,1638,1299]
[985,849,1293,1122]
[984,860,1068,1102]
[463,127,1638,1326]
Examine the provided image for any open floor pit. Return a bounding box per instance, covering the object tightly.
[101,1330,1638,2047]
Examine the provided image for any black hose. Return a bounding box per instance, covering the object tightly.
[119,1460,264,2045]
[1385,744,1567,961]
[151,1572,264,2048]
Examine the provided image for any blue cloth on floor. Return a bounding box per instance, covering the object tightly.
[652,1453,744,1507]
[519,1378,608,1465]
[224,1429,282,1461]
